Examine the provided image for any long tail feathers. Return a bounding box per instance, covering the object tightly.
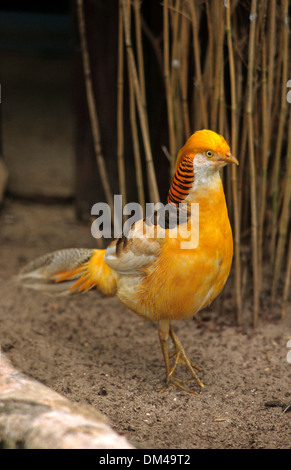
[15,248,117,296]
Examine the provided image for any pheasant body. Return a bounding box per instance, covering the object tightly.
[128,175,233,322]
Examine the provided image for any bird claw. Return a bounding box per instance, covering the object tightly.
[159,373,200,394]
[168,350,204,391]
[169,350,203,373]
[158,321,204,394]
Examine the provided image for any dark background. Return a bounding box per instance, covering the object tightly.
[0,0,170,220]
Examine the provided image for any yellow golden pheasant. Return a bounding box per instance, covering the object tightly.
[17,129,238,393]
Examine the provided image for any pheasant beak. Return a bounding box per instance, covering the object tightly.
[222,153,239,166]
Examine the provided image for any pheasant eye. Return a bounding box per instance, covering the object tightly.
[206,150,213,158]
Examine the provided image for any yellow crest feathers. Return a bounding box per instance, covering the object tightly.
[176,129,231,168]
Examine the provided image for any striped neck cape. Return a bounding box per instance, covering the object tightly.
[167,155,194,206]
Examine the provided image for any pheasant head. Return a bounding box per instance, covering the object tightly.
[168,129,238,205]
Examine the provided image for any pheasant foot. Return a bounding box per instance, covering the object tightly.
[158,319,204,394]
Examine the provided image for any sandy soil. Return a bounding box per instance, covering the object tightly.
[0,198,290,449]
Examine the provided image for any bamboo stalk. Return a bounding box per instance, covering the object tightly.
[163,0,177,175]
[129,1,146,212]
[187,0,208,129]
[180,5,190,140]
[267,0,276,122]
[76,0,114,212]
[237,94,248,220]
[170,0,181,86]
[269,0,289,266]
[246,0,259,328]
[140,16,163,79]
[281,236,291,320]
[204,0,214,110]
[122,0,160,204]
[211,2,225,132]
[134,0,146,108]
[218,50,225,137]
[117,0,127,205]
[129,82,146,212]
[171,0,184,152]
[258,0,268,289]
[270,27,283,142]
[271,107,291,305]
[225,0,242,325]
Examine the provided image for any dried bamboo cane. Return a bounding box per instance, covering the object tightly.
[270,0,289,266]
[237,95,248,220]
[171,0,184,152]
[267,0,276,120]
[270,29,283,141]
[122,0,160,203]
[180,6,190,140]
[281,236,291,320]
[134,0,147,108]
[117,0,127,206]
[187,0,208,129]
[225,0,242,325]
[140,16,164,78]
[128,80,146,212]
[133,0,152,206]
[246,0,259,328]
[218,51,225,137]
[211,2,225,132]
[271,107,291,305]
[170,0,181,86]
[258,0,268,289]
[163,0,177,175]
[129,1,145,211]
[76,0,114,212]
[204,0,214,110]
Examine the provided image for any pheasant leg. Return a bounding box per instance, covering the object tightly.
[157,320,204,393]
[169,325,204,388]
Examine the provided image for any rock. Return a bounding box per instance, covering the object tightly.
[0,354,134,449]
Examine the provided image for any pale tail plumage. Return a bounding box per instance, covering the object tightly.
[15,248,117,296]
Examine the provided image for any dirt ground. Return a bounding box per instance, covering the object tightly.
[0,198,290,449]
